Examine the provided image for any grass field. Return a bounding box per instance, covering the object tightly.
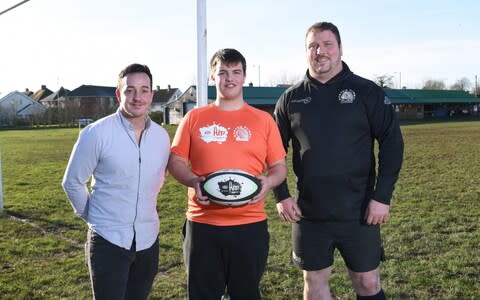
[0,121,479,299]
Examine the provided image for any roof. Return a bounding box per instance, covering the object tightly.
[67,85,116,97]
[166,85,288,106]
[0,91,47,115]
[207,86,287,105]
[153,86,180,103]
[163,85,199,107]
[40,86,70,102]
[386,89,480,104]
[0,90,33,104]
[30,86,53,101]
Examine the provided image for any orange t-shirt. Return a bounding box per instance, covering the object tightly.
[171,103,286,226]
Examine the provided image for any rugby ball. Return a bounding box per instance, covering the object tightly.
[201,169,261,206]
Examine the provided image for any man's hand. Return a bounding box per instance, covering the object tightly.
[364,199,390,225]
[276,197,302,222]
[250,175,271,204]
[191,176,210,205]
[251,160,287,204]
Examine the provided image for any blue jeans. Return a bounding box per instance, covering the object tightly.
[85,229,159,300]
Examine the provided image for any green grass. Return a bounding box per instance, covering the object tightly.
[0,121,479,299]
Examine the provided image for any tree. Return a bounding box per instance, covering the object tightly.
[473,86,480,97]
[450,77,471,91]
[373,74,394,88]
[422,79,445,90]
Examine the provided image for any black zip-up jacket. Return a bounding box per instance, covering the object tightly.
[273,62,404,221]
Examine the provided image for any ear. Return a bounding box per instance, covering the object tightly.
[209,72,216,84]
[115,88,121,103]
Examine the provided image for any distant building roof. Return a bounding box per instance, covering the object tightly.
[67,85,116,97]
[202,85,287,105]
[385,89,480,104]
[30,85,53,101]
[153,85,180,103]
[170,85,287,106]
[40,86,70,102]
[0,91,46,116]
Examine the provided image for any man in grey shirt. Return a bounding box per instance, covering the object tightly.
[62,63,170,299]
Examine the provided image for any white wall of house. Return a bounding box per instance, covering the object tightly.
[0,91,47,123]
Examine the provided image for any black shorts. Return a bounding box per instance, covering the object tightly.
[291,220,384,272]
[183,219,269,300]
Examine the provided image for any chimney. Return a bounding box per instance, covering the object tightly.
[167,84,171,91]
[41,85,46,90]
[156,85,160,91]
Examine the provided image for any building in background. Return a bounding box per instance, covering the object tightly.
[162,86,480,124]
[151,85,182,112]
[0,91,47,126]
[30,85,53,102]
[64,85,116,120]
[40,87,70,108]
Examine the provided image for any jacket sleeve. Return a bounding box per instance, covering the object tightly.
[365,86,404,204]
[272,93,292,202]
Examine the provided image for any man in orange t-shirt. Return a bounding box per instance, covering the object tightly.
[168,48,287,300]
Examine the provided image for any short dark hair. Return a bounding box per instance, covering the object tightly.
[305,22,342,47]
[209,48,247,75]
[117,63,153,90]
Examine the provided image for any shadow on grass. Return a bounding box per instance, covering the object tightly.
[5,209,83,231]
[3,209,85,248]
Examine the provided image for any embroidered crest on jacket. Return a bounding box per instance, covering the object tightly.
[338,89,356,104]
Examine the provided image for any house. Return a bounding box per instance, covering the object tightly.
[30,85,53,101]
[40,87,70,108]
[162,85,199,125]
[0,91,47,125]
[163,86,480,124]
[64,85,116,119]
[151,85,182,112]
[59,84,179,122]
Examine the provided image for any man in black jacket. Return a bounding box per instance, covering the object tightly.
[273,22,403,300]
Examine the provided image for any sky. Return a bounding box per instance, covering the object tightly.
[1,0,479,97]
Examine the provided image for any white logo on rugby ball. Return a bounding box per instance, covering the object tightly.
[201,169,261,206]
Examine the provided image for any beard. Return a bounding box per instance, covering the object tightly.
[310,56,333,74]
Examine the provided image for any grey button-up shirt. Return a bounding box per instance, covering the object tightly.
[62,111,170,250]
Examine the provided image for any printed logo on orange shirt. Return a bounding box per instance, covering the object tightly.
[233,126,251,142]
[199,123,229,144]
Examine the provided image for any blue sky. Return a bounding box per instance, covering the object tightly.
[1,0,479,96]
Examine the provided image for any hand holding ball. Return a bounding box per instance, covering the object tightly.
[200,169,261,206]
